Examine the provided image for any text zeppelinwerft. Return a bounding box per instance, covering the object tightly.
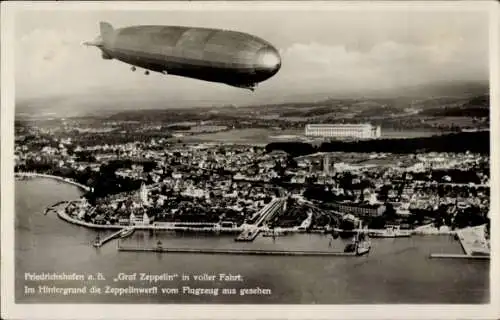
[24,272,85,281]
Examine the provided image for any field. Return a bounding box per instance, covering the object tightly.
[177,128,304,145]
[176,127,447,145]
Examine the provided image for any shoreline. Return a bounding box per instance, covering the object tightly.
[56,206,124,230]
[15,172,91,192]
[19,174,488,254]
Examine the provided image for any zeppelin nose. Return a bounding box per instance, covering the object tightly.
[254,46,281,78]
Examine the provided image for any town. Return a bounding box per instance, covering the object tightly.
[14,117,490,240]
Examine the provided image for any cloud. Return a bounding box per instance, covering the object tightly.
[270,37,487,95]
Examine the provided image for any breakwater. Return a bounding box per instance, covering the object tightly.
[429,253,489,260]
[117,245,358,257]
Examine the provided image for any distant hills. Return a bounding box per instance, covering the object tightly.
[15,80,489,117]
[364,80,489,99]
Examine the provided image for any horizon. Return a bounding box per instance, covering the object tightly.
[16,79,490,117]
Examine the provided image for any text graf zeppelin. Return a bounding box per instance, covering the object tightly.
[23,272,272,297]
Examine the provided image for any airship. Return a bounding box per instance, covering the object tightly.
[83,22,281,91]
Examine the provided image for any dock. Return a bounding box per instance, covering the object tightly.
[117,245,358,257]
[429,253,490,260]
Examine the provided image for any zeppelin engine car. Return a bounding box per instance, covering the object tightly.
[83,22,282,91]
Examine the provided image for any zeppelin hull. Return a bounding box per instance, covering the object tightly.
[86,23,281,89]
[110,46,261,86]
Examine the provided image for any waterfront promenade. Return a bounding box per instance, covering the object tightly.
[56,205,123,230]
[412,224,456,235]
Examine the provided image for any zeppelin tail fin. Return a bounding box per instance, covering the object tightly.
[99,22,114,41]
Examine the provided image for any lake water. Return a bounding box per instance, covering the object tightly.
[15,178,489,304]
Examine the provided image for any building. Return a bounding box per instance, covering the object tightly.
[129,212,150,225]
[329,201,386,217]
[323,154,334,175]
[140,183,149,205]
[305,123,381,139]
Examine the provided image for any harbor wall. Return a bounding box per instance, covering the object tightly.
[118,245,359,257]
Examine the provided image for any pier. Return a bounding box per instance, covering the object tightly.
[117,244,358,257]
[93,228,132,248]
[44,201,68,215]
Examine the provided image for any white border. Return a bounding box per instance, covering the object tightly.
[2,1,499,319]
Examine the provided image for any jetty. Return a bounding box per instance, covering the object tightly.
[93,228,131,248]
[44,201,68,215]
[117,244,358,257]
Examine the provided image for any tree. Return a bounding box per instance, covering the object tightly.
[383,203,397,220]
[338,172,353,193]
[286,156,298,169]
[368,215,386,229]
[378,185,391,202]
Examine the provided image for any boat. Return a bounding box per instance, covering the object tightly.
[343,219,371,255]
[356,234,371,256]
[343,234,371,256]
[369,225,412,238]
[154,240,163,252]
[92,234,102,247]
[344,240,357,253]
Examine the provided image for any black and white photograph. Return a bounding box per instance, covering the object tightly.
[1,1,498,319]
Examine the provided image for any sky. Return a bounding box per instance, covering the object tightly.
[14,4,491,109]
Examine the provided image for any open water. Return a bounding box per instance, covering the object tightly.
[15,178,489,304]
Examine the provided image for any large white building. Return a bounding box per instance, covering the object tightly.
[305,123,381,139]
